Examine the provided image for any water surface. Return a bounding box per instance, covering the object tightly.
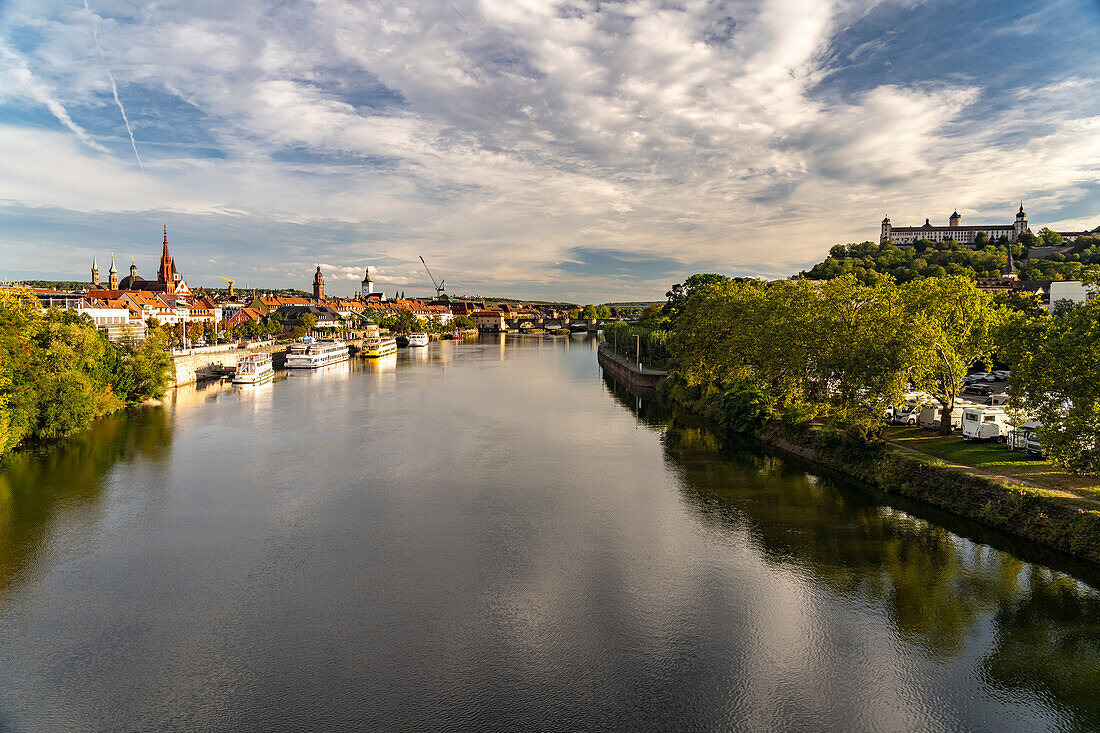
[0,335,1098,731]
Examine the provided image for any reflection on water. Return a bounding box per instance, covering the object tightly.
[604,373,1100,730]
[0,407,173,600]
[0,336,1097,731]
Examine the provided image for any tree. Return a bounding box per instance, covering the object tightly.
[125,327,173,402]
[1039,228,1065,248]
[299,313,317,334]
[595,305,612,319]
[453,315,475,329]
[902,277,1004,434]
[663,273,731,323]
[1000,295,1100,473]
[266,312,284,337]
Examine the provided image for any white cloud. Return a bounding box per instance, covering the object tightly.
[0,0,1099,298]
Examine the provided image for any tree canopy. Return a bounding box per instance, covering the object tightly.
[801,237,1100,285]
[0,288,172,455]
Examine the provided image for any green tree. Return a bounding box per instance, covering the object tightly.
[125,327,173,402]
[902,277,1004,433]
[663,273,731,323]
[1039,228,1064,248]
[299,313,317,333]
[1000,295,1100,473]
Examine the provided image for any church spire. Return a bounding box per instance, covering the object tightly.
[108,253,119,290]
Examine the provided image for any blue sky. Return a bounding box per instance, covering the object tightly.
[1,0,1099,300]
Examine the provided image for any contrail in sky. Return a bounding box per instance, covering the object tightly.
[84,0,143,171]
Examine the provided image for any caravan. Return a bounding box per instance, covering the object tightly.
[961,406,1011,442]
[918,402,964,431]
[886,391,936,425]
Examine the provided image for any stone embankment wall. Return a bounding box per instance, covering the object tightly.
[170,344,290,387]
[596,343,666,398]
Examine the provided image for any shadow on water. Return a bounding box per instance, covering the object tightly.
[602,372,1100,731]
[0,405,173,599]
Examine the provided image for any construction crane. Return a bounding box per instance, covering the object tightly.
[419,256,446,299]
[220,276,235,298]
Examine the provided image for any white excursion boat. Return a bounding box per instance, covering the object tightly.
[407,332,429,347]
[361,335,398,358]
[285,338,350,369]
[233,352,275,384]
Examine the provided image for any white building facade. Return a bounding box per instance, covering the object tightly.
[881,205,1029,246]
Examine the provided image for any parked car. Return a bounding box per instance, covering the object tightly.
[963,384,994,396]
[993,370,1011,381]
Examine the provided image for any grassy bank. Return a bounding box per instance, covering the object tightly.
[753,421,1100,565]
[884,426,1100,507]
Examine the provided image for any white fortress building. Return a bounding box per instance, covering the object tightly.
[880,205,1029,246]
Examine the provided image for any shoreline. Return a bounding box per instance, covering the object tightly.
[597,357,1100,567]
[746,417,1100,566]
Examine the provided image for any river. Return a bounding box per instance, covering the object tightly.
[0,335,1098,731]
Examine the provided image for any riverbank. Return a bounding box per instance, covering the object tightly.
[595,342,666,398]
[597,359,1100,565]
[750,420,1100,565]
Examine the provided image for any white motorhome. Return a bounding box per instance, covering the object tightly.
[1009,419,1041,451]
[961,406,1010,442]
[918,403,964,431]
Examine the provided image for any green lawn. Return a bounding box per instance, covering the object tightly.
[884,426,1100,506]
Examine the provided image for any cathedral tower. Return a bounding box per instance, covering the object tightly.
[108,253,119,290]
[313,266,325,300]
[91,256,99,287]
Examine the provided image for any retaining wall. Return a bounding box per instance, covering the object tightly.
[597,343,666,398]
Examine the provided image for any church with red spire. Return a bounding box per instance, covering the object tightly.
[103,226,191,296]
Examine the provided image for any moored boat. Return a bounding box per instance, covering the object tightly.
[361,335,398,358]
[407,332,429,347]
[233,352,274,384]
[285,338,350,369]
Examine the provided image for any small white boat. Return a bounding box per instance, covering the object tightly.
[233,352,274,384]
[407,332,429,347]
[361,335,398,358]
[285,338,350,369]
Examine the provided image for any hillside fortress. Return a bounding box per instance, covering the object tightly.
[880,205,1029,246]
[880,204,1100,247]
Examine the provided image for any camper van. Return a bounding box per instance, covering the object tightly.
[1025,425,1047,459]
[961,406,1011,442]
[885,391,935,424]
[1009,419,1041,451]
[918,403,964,431]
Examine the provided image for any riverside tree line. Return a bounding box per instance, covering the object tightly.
[0,288,173,456]
[605,272,1100,474]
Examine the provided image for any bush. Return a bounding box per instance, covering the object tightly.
[715,380,776,433]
